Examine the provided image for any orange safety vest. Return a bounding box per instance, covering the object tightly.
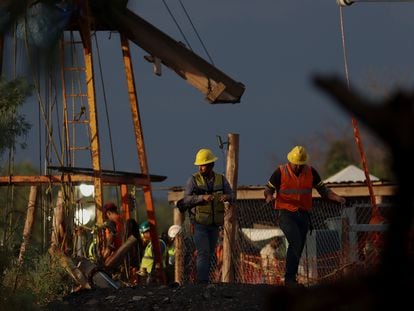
[275,164,313,212]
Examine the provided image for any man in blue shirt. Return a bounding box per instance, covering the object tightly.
[182,148,235,284]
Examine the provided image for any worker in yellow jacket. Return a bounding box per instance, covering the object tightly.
[138,220,167,283]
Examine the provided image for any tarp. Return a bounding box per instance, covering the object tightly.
[16,2,74,48]
[324,164,379,183]
[241,228,284,242]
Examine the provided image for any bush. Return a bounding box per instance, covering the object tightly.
[1,251,73,308]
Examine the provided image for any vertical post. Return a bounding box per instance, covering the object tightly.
[352,119,378,217]
[173,206,185,226]
[221,133,239,282]
[18,186,38,264]
[78,0,104,225]
[173,207,185,283]
[121,184,131,220]
[120,34,165,284]
[51,190,65,249]
[174,230,184,284]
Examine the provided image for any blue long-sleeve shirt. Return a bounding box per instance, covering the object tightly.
[182,172,235,208]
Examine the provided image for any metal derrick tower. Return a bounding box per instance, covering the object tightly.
[0,0,244,284]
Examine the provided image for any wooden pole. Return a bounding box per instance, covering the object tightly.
[173,206,185,226]
[174,231,184,284]
[173,207,185,284]
[121,184,131,220]
[51,190,65,249]
[49,245,91,289]
[120,34,165,284]
[78,0,104,225]
[108,8,245,104]
[104,235,137,269]
[221,133,239,283]
[18,186,38,264]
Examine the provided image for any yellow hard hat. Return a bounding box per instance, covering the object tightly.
[287,146,309,165]
[194,148,218,165]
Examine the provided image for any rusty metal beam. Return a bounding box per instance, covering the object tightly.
[120,184,131,220]
[78,0,104,224]
[120,34,165,284]
[0,174,155,186]
[100,8,245,104]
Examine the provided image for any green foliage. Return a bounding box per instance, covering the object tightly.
[0,76,33,159]
[134,191,173,235]
[322,135,394,181]
[1,252,72,309]
[0,161,40,249]
[306,124,393,181]
[0,286,38,311]
[0,246,13,284]
[323,139,359,177]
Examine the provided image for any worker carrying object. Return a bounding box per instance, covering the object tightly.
[182,148,235,284]
[102,202,125,261]
[264,145,346,287]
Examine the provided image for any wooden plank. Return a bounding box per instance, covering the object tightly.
[167,183,398,202]
[107,8,245,104]
[0,174,151,186]
[47,166,167,182]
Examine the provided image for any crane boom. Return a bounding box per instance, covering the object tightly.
[96,7,245,104]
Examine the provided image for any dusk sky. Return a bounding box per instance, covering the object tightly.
[7,1,414,196]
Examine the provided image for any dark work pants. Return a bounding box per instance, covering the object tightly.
[193,223,219,284]
[278,209,310,283]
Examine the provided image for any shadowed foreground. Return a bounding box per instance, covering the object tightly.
[45,283,274,311]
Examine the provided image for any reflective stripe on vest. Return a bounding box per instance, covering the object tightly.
[275,164,313,212]
[193,172,225,226]
[140,239,167,273]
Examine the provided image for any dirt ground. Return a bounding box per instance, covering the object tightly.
[44,283,277,311]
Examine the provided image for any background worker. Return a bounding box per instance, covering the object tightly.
[182,148,235,284]
[165,224,181,283]
[138,220,167,283]
[264,145,345,287]
[260,237,286,284]
[102,202,125,261]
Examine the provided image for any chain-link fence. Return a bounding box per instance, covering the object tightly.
[174,196,396,286]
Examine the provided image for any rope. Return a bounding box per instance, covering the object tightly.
[51,74,64,168]
[339,8,350,89]
[178,0,214,65]
[338,7,378,217]
[93,33,121,203]
[93,34,117,172]
[161,0,193,50]
[21,17,63,167]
